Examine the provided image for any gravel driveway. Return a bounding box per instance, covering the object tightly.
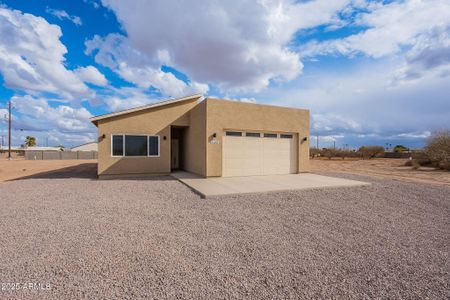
[0,170,448,299]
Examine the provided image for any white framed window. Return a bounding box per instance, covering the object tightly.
[111,134,160,157]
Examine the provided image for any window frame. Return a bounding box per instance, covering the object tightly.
[110,134,160,158]
[111,134,125,157]
[147,135,160,157]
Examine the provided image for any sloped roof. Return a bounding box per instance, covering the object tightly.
[90,94,203,126]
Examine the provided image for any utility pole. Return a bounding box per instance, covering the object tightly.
[8,100,12,160]
[333,140,336,150]
[316,134,319,149]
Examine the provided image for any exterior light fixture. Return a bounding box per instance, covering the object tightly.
[163,136,167,140]
[210,133,219,144]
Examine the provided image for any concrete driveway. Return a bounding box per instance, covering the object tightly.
[172,171,370,198]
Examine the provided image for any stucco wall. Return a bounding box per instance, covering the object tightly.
[96,99,198,176]
[205,98,310,177]
[183,101,207,176]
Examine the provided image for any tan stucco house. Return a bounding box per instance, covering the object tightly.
[91,94,310,178]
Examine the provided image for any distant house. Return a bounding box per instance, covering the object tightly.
[71,141,98,152]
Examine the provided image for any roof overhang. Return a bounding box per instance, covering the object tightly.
[90,94,203,126]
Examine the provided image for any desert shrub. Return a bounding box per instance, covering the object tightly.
[424,130,450,170]
[322,148,337,159]
[310,148,321,158]
[358,146,385,159]
[335,149,359,160]
[404,159,413,166]
[411,160,421,170]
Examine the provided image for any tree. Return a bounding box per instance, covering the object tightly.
[24,136,36,147]
[393,145,408,152]
[424,130,450,170]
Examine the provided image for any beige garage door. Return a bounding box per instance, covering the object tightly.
[222,132,298,177]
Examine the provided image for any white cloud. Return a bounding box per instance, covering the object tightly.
[96,87,157,111]
[312,113,362,135]
[392,25,450,84]
[46,8,82,26]
[83,0,100,9]
[94,0,358,91]
[395,131,432,139]
[12,95,94,133]
[74,66,108,87]
[255,57,450,144]
[0,7,90,99]
[300,0,450,59]
[85,34,209,97]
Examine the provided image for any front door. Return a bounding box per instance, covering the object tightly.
[171,139,179,169]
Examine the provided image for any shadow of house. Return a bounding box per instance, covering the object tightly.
[10,163,98,181]
[9,163,177,182]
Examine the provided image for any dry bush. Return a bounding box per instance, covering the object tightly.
[424,130,450,170]
[310,148,321,158]
[336,149,360,160]
[358,146,385,159]
[322,148,337,160]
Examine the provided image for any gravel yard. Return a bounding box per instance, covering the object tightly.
[0,170,449,299]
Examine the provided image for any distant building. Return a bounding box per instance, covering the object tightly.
[23,146,63,151]
[71,141,98,152]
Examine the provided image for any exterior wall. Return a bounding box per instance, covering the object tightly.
[205,98,310,177]
[96,99,198,176]
[183,101,207,176]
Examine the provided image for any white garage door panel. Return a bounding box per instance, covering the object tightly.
[222,135,297,177]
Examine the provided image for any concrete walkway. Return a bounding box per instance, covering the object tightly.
[172,171,370,198]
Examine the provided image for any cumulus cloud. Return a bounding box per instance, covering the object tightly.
[74,66,108,86]
[45,8,82,26]
[392,26,450,84]
[0,7,90,99]
[11,95,94,133]
[300,0,450,59]
[312,113,362,135]
[92,0,358,91]
[85,34,208,97]
[95,87,158,111]
[259,57,450,147]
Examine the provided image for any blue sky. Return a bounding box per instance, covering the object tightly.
[0,0,449,148]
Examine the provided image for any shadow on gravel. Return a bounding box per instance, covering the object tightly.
[10,163,98,181]
[10,163,178,182]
